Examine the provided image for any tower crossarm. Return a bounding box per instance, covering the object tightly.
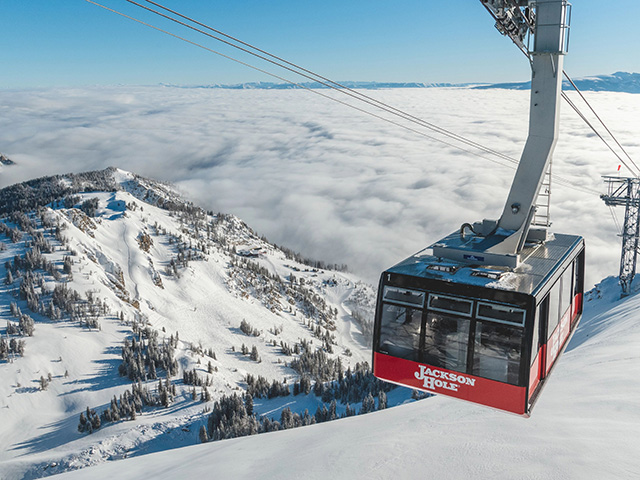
[601,176,640,207]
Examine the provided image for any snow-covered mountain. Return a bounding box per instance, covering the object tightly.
[52,275,640,480]
[0,168,395,479]
[0,154,14,166]
[475,71,640,93]
[0,153,15,178]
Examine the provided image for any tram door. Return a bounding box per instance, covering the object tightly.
[546,265,573,375]
[529,298,547,396]
[529,251,584,400]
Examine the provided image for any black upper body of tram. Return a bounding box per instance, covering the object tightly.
[372,233,585,401]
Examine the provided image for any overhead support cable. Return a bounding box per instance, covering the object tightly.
[123,0,522,167]
[562,71,640,176]
[608,204,622,234]
[84,0,519,172]
[560,91,640,177]
[85,0,602,197]
[136,1,523,166]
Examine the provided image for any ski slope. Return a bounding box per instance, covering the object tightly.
[55,276,640,480]
[0,170,380,479]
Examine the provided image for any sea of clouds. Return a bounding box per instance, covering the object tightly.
[1,85,638,287]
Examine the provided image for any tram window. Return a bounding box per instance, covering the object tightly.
[531,300,546,365]
[476,302,525,327]
[422,312,470,372]
[472,321,523,385]
[378,303,422,361]
[428,294,473,317]
[574,253,585,297]
[383,287,425,308]
[547,282,561,339]
[560,267,573,317]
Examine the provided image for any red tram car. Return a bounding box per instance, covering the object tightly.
[372,233,584,416]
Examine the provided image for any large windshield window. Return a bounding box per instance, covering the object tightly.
[472,321,522,385]
[377,289,526,385]
[379,303,422,361]
[422,312,470,372]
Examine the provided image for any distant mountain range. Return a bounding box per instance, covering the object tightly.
[474,71,640,93]
[168,80,477,90]
[170,72,640,93]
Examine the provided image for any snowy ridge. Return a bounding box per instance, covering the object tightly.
[54,276,640,480]
[0,169,386,479]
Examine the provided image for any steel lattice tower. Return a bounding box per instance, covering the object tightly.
[601,176,640,296]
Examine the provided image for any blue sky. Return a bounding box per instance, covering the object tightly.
[2,0,639,88]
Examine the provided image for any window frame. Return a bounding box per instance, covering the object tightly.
[475,301,526,327]
[471,318,524,385]
[427,293,473,317]
[383,286,426,308]
[378,302,424,361]
[422,310,471,373]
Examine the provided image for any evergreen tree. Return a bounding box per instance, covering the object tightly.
[361,393,376,414]
[329,399,337,420]
[199,425,209,443]
[378,390,388,410]
[250,345,260,362]
[19,314,35,336]
[245,393,254,416]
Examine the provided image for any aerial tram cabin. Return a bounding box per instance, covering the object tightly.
[372,233,584,416]
[373,0,582,416]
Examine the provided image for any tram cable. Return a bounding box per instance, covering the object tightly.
[561,90,640,177]
[562,71,640,176]
[134,0,544,171]
[607,204,622,234]
[123,0,524,167]
[86,0,603,196]
[84,0,521,173]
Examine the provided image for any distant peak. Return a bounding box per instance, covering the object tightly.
[0,153,15,165]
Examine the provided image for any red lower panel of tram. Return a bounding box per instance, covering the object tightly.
[373,352,527,416]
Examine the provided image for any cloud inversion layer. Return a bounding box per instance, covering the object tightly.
[1,86,637,286]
